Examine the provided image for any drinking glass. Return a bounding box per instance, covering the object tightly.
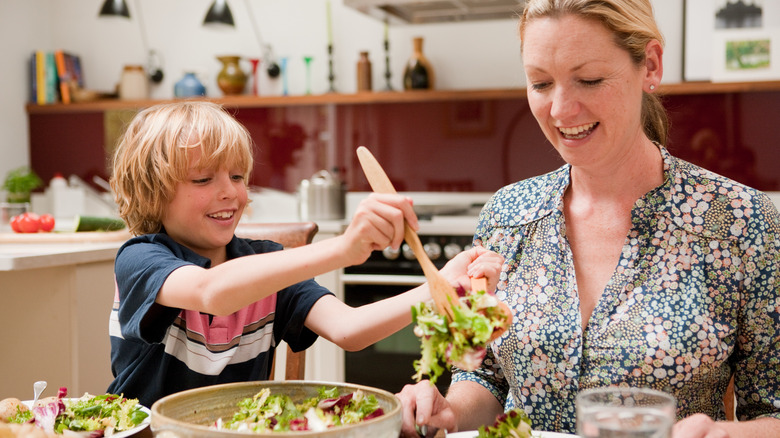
[576,387,676,438]
[1,202,30,232]
[303,56,313,95]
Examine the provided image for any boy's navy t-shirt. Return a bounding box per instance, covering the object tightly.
[107,233,331,406]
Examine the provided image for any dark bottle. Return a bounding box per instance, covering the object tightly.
[403,37,434,90]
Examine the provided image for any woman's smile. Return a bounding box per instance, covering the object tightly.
[559,122,599,140]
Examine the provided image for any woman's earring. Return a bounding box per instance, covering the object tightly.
[649,84,656,91]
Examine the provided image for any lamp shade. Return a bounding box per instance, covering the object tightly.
[99,0,130,18]
[203,0,235,26]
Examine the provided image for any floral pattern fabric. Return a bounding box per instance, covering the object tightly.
[452,145,780,433]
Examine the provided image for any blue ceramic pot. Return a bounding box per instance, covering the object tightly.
[174,72,206,97]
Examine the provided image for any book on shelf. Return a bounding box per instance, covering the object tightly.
[29,50,83,105]
[44,52,57,104]
[34,50,46,104]
[54,50,71,104]
[29,53,37,104]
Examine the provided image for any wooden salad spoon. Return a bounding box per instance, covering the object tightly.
[356,146,461,320]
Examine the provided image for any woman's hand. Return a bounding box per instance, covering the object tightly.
[396,381,458,437]
[673,414,729,438]
[440,246,504,293]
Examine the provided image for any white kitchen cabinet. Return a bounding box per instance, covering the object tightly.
[271,220,347,383]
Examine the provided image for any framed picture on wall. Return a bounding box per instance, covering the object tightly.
[683,0,779,82]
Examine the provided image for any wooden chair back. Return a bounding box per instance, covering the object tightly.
[235,222,319,380]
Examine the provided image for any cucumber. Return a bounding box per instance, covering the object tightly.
[74,215,126,232]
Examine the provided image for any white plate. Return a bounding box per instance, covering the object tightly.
[23,399,151,438]
[447,431,577,438]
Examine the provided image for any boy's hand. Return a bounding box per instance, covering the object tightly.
[340,193,418,266]
[439,246,504,293]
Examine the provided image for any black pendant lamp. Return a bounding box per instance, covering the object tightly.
[203,0,235,26]
[98,0,130,18]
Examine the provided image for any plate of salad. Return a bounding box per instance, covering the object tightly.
[9,387,150,437]
[447,432,577,438]
[445,408,575,438]
[412,281,512,384]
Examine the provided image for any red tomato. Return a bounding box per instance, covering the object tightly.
[10,215,23,233]
[16,212,41,233]
[39,214,55,232]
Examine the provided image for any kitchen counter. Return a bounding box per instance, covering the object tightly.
[0,229,130,271]
[0,241,124,271]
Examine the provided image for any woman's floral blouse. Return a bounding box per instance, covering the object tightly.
[453,145,780,433]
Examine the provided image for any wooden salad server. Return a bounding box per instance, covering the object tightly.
[356,146,461,319]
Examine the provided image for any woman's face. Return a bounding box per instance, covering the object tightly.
[522,14,650,169]
[162,147,248,261]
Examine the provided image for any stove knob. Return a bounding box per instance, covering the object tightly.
[424,242,442,260]
[443,243,462,260]
[402,243,416,260]
[382,246,400,260]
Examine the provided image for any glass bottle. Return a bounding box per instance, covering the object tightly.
[357,51,372,92]
[403,37,434,90]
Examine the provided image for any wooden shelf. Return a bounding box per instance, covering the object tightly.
[25,80,780,115]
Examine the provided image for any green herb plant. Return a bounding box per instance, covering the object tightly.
[3,166,43,203]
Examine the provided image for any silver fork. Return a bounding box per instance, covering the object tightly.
[32,381,47,406]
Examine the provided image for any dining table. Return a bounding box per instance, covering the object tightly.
[131,426,447,437]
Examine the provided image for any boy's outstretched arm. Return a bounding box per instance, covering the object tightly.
[157,193,418,316]
[304,246,504,351]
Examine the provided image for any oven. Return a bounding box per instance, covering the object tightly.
[340,192,491,395]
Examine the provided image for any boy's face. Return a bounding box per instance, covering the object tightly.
[162,148,248,262]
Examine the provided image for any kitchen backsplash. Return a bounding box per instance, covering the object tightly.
[27,90,780,198]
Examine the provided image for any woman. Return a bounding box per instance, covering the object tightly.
[397,1,780,437]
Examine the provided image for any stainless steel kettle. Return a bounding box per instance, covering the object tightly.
[298,169,346,221]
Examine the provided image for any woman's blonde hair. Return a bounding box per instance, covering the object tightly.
[110,101,254,235]
[519,0,669,145]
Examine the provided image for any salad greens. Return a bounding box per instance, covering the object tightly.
[412,286,510,384]
[476,408,533,438]
[6,387,148,436]
[215,386,385,433]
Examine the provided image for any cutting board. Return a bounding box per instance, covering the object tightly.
[0,230,131,243]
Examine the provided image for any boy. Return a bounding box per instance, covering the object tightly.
[107,101,502,406]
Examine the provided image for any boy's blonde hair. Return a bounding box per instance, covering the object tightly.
[110,101,255,236]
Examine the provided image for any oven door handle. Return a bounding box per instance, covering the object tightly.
[341,274,426,286]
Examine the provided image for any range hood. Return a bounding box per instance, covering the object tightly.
[344,0,526,24]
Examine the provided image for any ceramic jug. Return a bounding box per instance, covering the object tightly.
[119,65,149,99]
[174,72,206,97]
[216,55,247,95]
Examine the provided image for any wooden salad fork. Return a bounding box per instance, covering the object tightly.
[356,146,461,320]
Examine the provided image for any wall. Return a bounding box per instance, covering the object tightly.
[0,0,52,184]
[1,0,682,187]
